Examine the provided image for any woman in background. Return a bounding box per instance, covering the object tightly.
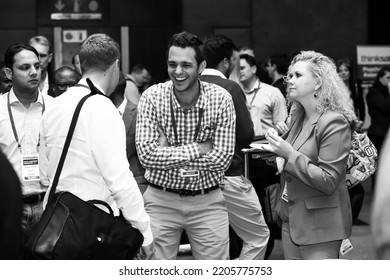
[336,58,365,130]
[336,58,366,220]
[264,51,356,259]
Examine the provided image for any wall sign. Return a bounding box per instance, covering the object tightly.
[51,0,102,20]
[357,45,390,86]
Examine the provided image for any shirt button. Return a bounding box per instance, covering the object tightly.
[288,200,294,205]
[286,177,292,182]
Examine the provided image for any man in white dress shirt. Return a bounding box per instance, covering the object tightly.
[0,43,52,239]
[40,33,155,259]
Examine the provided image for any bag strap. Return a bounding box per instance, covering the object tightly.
[47,78,104,204]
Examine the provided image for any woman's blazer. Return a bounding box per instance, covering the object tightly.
[280,108,352,245]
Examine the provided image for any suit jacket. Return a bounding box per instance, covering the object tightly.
[122,100,146,185]
[280,107,352,245]
[200,74,254,176]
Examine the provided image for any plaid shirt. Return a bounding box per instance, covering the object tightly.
[136,80,236,191]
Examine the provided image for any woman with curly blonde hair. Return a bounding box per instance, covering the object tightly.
[263,50,356,259]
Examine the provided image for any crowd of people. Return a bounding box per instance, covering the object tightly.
[0,30,389,260]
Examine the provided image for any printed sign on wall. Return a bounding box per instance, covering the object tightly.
[51,0,102,20]
[357,45,390,86]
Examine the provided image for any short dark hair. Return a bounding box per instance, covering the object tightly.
[166,31,205,65]
[269,53,290,75]
[202,34,237,69]
[240,53,257,67]
[79,33,120,73]
[131,63,147,74]
[4,43,39,69]
[54,66,79,82]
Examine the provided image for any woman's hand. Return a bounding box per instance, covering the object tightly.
[265,129,294,159]
[276,121,289,135]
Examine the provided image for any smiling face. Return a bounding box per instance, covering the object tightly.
[286,61,319,103]
[11,49,41,94]
[167,46,204,94]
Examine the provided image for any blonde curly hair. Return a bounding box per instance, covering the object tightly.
[286,50,357,126]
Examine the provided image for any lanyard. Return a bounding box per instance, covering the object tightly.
[7,92,45,151]
[170,94,204,146]
[248,84,261,106]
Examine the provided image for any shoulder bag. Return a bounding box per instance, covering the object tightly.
[346,130,378,188]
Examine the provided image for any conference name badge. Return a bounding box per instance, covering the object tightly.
[180,169,200,178]
[21,153,40,182]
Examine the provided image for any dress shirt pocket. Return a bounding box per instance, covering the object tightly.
[304,195,338,209]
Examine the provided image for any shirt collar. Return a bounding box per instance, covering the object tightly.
[117,98,127,116]
[201,68,227,79]
[9,87,44,106]
[170,80,206,111]
[243,77,261,95]
[78,78,107,95]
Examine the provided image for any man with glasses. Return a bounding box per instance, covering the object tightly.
[28,36,54,97]
[52,66,80,97]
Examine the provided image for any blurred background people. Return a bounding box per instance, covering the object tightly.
[366,66,390,191]
[28,35,54,97]
[124,63,149,105]
[336,58,365,130]
[0,66,12,94]
[336,58,367,221]
[266,50,355,259]
[71,53,82,76]
[52,66,80,97]
[266,53,290,97]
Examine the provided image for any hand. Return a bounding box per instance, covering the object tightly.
[198,139,212,155]
[275,121,289,135]
[140,242,156,260]
[157,127,169,147]
[265,130,294,159]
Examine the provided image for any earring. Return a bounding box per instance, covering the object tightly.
[314,92,318,98]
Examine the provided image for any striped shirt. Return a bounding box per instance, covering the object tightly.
[136,80,236,191]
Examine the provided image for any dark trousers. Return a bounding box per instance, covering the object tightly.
[367,132,386,192]
[248,158,280,259]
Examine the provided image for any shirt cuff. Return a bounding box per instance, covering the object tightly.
[142,226,154,246]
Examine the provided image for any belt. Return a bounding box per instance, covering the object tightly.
[149,184,219,197]
[23,192,45,204]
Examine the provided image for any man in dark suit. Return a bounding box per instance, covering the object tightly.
[110,72,147,194]
[200,34,269,260]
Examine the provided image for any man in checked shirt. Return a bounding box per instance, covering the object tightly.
[136,31,236,260]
